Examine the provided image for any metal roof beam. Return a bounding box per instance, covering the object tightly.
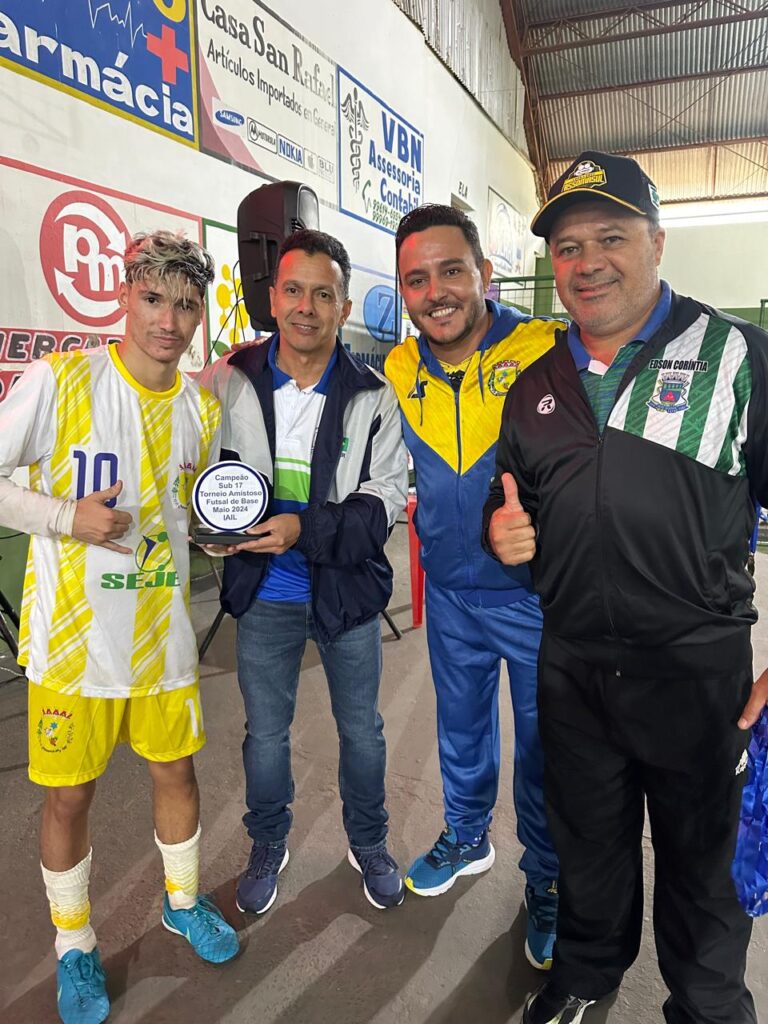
[544,135,768,166]
[525,1,750,31]
[524,9,768,56]
[539,62,768,100]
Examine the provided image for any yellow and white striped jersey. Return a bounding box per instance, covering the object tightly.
[0,345,220,698]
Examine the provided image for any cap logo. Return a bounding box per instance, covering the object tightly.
[648,182,661,209]
[562,160,606,194]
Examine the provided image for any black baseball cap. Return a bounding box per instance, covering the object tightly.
[531,150,661,240]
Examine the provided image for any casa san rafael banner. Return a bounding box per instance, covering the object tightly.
[196,0,337,202]
[196,1,424,233]
[0,0,197,145]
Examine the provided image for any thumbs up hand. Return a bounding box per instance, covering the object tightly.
[72,480,133,553]
[488,472,536,565]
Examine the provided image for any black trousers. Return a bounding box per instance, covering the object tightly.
[538,632,756,1024]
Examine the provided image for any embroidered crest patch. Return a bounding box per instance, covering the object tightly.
[37,707,75,754]
[488,360,520,396]
[647,372,690,413]
[562,159,607,193]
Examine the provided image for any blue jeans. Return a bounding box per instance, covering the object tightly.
[236,599,389,850]
[425,579,558,889]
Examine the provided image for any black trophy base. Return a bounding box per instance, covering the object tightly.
[194,529,268,546]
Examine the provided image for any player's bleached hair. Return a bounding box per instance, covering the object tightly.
[124,231,215,298]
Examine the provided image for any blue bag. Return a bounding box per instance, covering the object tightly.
[732,705,768,917]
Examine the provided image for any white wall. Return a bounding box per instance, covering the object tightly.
[660,200,768,310]
[0,0,538,396]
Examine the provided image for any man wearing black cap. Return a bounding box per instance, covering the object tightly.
[483,151,768,1024]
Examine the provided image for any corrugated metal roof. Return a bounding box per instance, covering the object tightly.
[532,22,768,96]
[541,71,768,155]
[548,141,768,203]
[521,0,686,20]
[523,0,768,32]
[507,0,768,202]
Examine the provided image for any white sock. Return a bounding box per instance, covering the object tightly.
[155,823,201,910]
[41,849,98,958]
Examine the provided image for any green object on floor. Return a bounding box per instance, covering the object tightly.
[0,529,27,651]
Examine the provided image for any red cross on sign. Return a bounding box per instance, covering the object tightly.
[146,24,189,85]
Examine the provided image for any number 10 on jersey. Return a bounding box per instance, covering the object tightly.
[72,450,119,507]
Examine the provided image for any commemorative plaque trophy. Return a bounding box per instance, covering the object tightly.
[192,461,270,546]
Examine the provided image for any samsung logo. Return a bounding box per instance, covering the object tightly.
[215,108,245,127]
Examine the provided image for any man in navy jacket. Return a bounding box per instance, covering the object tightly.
[200,230,408,915]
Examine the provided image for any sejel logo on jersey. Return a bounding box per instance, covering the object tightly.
[100,527,180,590]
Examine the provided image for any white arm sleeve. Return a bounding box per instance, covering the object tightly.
[0,359,77,538]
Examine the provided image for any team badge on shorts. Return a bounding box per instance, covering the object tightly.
[647,372,690,413]
[488,360,520,396]
[37,707,74,753]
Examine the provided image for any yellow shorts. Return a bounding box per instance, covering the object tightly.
[28,682,206,787]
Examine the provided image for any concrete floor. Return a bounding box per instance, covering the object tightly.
[1,531,766,1024]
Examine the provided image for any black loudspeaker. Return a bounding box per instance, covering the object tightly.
[237,181,320,330]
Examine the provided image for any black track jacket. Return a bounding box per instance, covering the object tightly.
[483,291,768,678]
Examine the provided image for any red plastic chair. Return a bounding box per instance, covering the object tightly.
[407,493,425,628]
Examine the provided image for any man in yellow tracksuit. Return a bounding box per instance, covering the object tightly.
[385,204,563,968]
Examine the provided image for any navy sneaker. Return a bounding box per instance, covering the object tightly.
[405,825,495,896]
[56,948,109,1024]
[523,983,595,1024]
[348,846,405,909]
[235,839,289,914]
[525,881,558,970]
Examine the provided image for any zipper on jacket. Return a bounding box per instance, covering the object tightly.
[453,386,473,587]
[310,402,356,645]
[567,345,622,655]
[595,433,618,643]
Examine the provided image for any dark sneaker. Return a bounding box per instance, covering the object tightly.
[525,881,558,970]
[348,846,405,909]
[523,982,595,1024]
[56,948,109,1024]
[405,825,495,896]
[235,839,289,914]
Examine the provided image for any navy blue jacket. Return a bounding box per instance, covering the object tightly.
[198,338,409,643]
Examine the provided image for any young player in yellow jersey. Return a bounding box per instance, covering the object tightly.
[0,232,238,1024]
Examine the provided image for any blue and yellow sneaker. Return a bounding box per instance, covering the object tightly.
[348,846,405,909]
[525,881,558,970]
[162,893,239,964]
[405,825,495,896]
[56,948,109,1024]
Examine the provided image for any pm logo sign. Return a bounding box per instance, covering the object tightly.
[337,66,423,235]
[39,191,129,327]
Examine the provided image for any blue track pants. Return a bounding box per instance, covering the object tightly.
[425,578,558,888]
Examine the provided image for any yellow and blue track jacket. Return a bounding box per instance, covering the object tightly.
[386,301,561,600]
